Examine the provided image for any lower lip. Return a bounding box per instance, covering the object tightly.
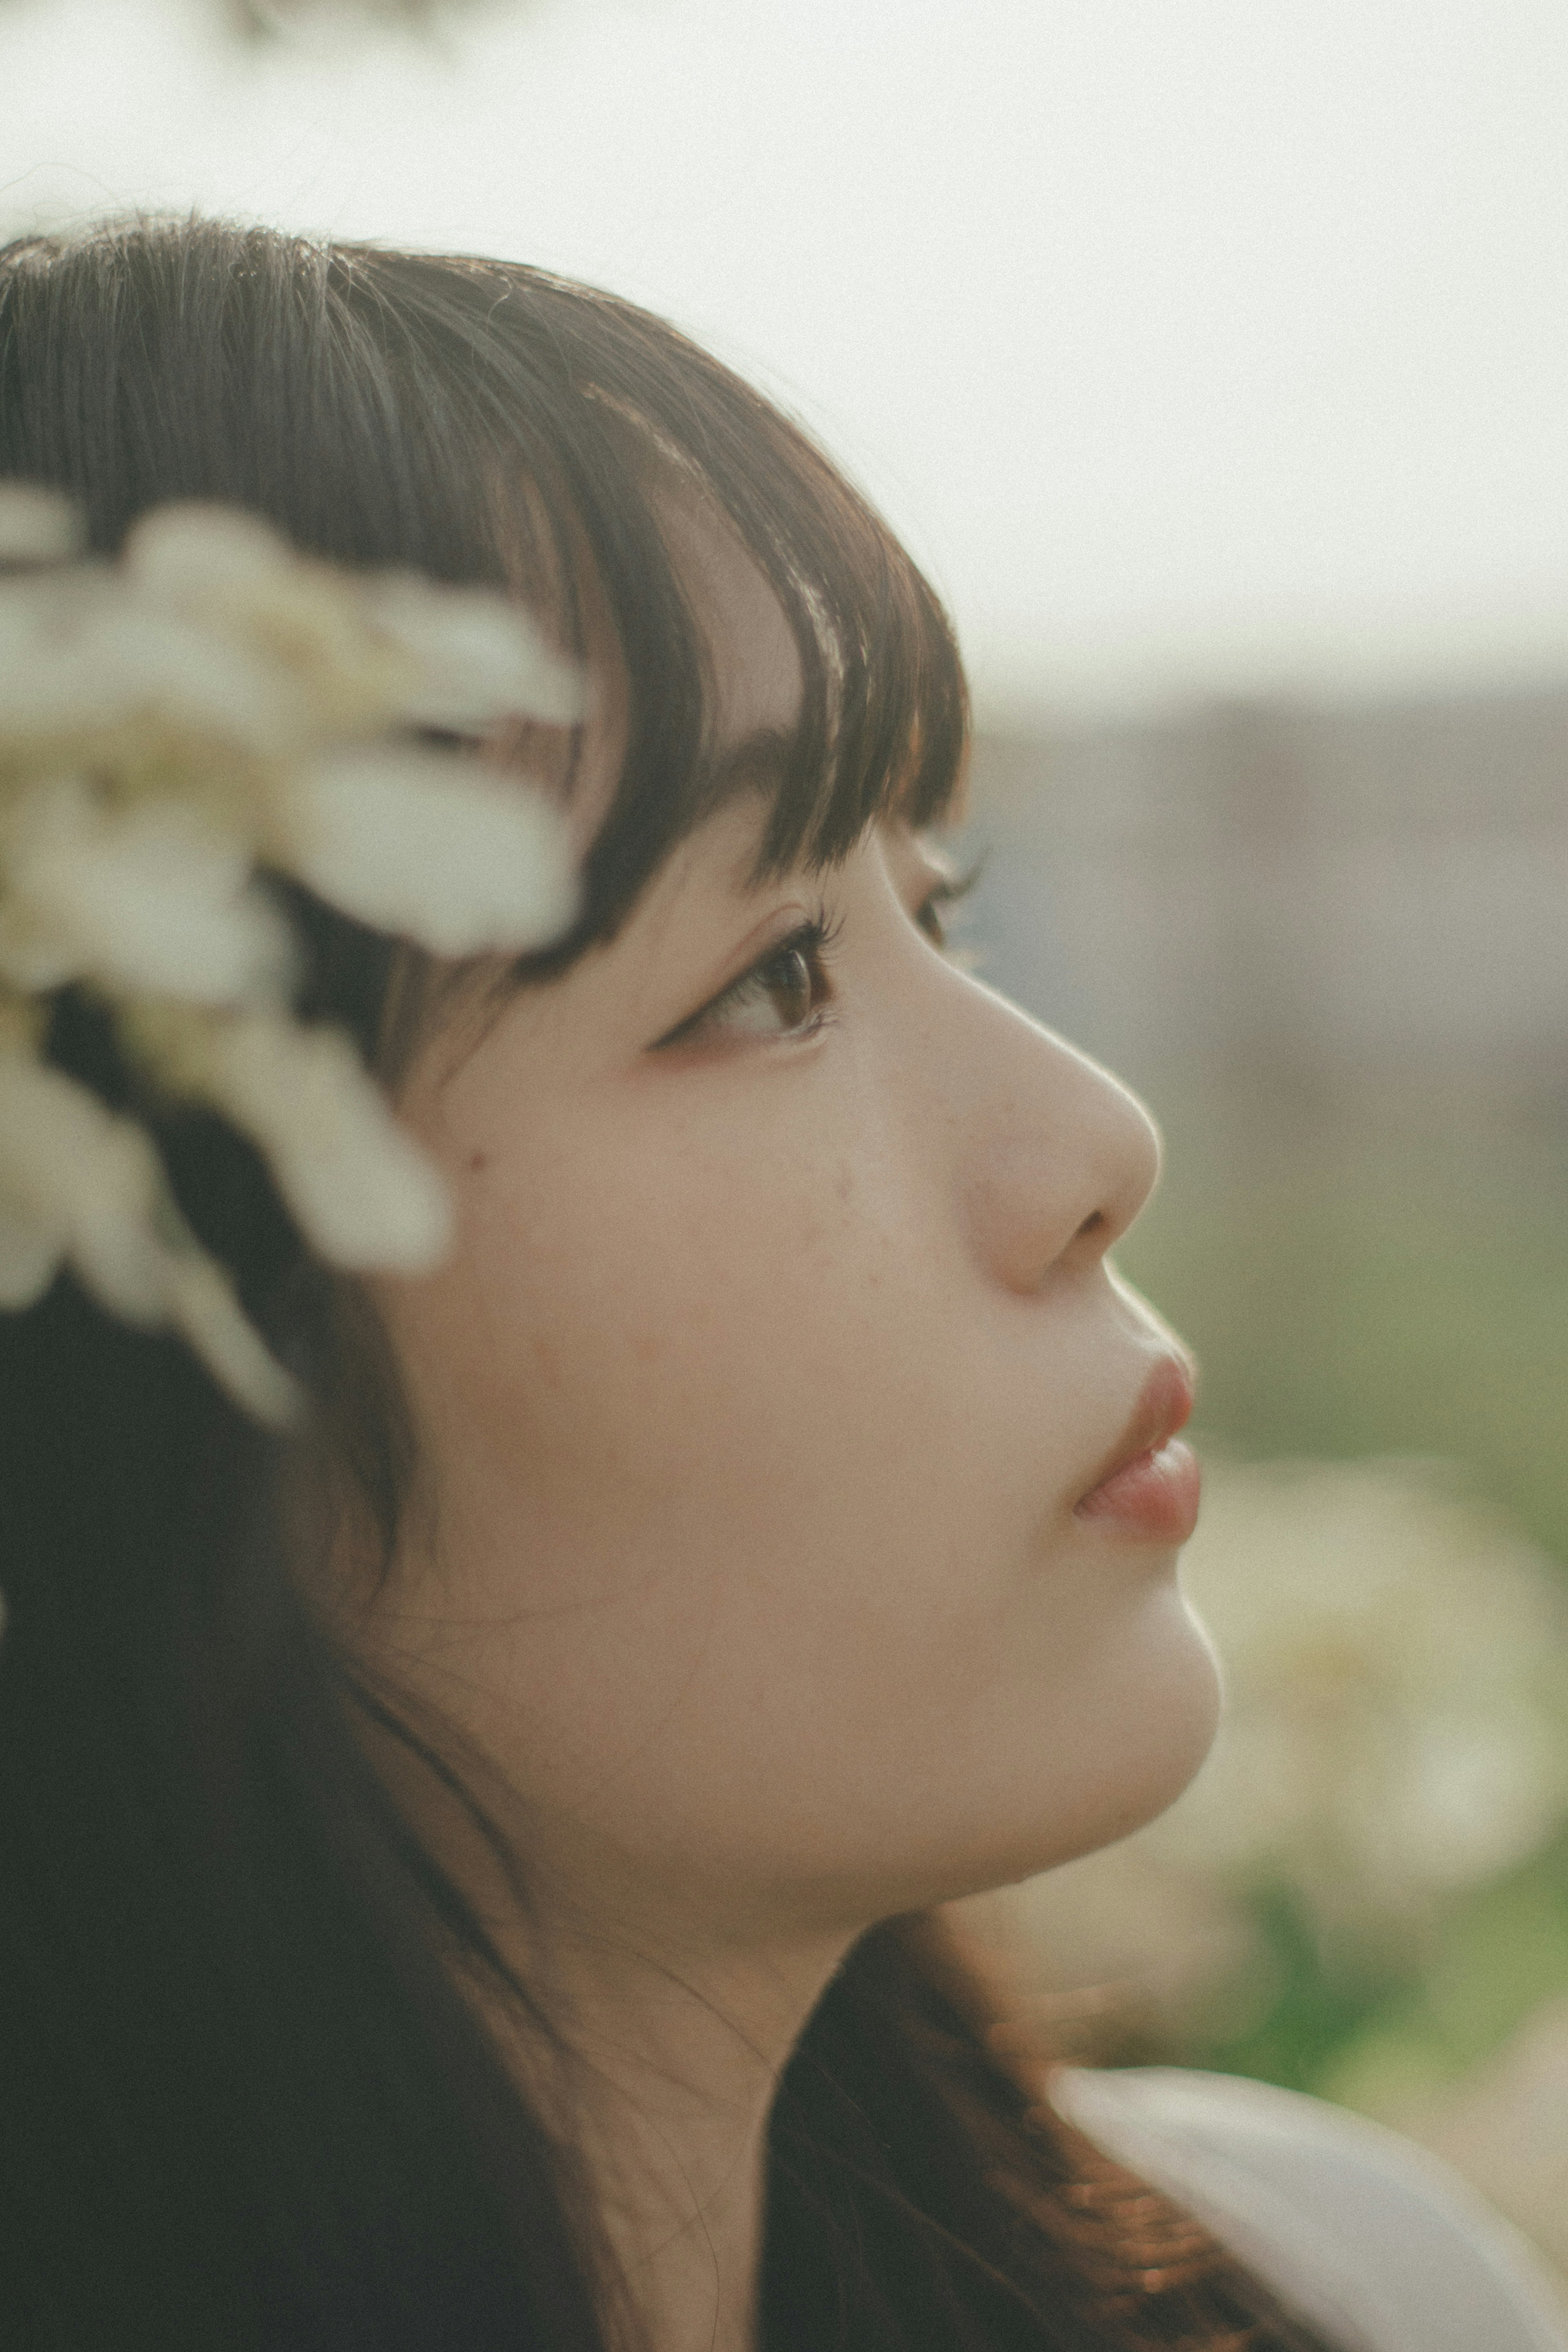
[1075,1438,1201,1543]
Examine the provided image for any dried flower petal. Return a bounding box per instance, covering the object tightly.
[0,1045,300,1422]
[130,1003,452,1273]
[0,780,295,1002]
[0,499,584,1420]
[161,1244,303,1429]
[363,573,585,729]
[0,570,314,762]
[0,1211,61,1307]
[276,748,577,955]
[0,484,84,568]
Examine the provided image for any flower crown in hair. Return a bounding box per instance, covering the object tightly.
[0,484,581,1425]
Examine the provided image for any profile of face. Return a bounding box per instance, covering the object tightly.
[363,496,1221,1968]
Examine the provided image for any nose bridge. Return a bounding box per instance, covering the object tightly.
[946,976,1162,1296]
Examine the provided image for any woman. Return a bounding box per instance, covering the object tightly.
[0,218,1559,2352]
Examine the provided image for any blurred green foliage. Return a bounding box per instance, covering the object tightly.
[1113,1096,1568,2114]
[1120,1105,1568,1568]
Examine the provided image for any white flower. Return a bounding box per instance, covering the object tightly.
[0,568,314,764]
[0,1044,299,1424]
[1149,1459,1568,1918]
[129,1003,452,1274]
[987,1458,1568,2026]
[122,505,584,741]
[0,1049,173,1320]
[274,747,577,955]
[361,573,585,730]
[122,505,396,741]
[0,780,294,1002]
[0,495,584,1418]
[0,1199,62,1308]
[0,484,83,568]
[158,1244,303,1430]
[124,504,298,602]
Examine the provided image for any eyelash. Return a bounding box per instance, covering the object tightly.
[689,902,846,1045]
[664,869,980,1049]
[915,868,978,950]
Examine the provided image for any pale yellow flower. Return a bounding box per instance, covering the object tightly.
[1155,1459,1568,1919]
[0,570,309,771]
[0,484,83,568]
[988,1459,1568,2026]
[0,495,581,1414]
[126,1002,453,1275]
[0,779,294,1001]
[361,571,584,731]
[0,1043,298,1423]
[276,747,576,956]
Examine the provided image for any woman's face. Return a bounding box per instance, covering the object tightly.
[367,510,1220,1952]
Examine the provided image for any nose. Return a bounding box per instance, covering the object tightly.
[956,990,1162,1298]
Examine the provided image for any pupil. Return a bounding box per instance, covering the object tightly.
[765,946,813,1028]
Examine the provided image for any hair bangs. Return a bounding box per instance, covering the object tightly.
[319,245,971,945]
[0,218,969,976]
[543,292,974,887]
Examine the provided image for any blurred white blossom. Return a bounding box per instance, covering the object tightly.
[977,1458,1568,2023]
[0,484,580,1421]
[0,779,295,1001]
[1156,1459,1568,1918]
[276,747,576,955]
[0,1044,300,1424]
[126,1002,453,1274]
[360,573,584,732]
[0,485,83,568]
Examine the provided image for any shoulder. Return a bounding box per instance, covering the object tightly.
[1050,2064,1568,2352]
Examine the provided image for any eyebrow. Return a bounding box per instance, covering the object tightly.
[688,723,815,893]
[698,723,802,808]
[699,721,946,900]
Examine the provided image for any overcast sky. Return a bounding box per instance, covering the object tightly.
[5,0,1568,718]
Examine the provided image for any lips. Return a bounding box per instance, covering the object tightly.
[1074,1355,1201,1543]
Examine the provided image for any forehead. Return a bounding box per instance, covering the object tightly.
[554,485,804,863]
[652,487,803,749]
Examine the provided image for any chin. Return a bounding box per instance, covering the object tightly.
[938,1597,1225,1906]
[1090,1601,1223,1850]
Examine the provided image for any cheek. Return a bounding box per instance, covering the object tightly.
[388,1068,1103,1669]
[382,1089,1004,1724]
[374,1073,1209,1912]
[408,1090,947,1539]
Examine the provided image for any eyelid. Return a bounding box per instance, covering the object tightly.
[649,903,840,1051]
[920,855,984,914]
[913,854,985,942]
[648,853,981,1057]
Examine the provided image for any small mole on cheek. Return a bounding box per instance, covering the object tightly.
[467,1149,489,1174]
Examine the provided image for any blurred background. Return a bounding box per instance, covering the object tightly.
[5,0,1568,2285]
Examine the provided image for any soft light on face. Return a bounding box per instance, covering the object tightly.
[363,511,1221,1956]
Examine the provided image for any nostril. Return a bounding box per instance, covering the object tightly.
[1076,1210,1107,1240]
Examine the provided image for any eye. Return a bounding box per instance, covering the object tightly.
[658,912,843,1049]
[913,861,983,951]
[735,937,820,1033]
[916,892,950,950]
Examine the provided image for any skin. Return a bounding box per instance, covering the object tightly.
[354,503,1222,2352]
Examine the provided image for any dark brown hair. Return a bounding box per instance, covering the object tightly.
[0,217,1336,2352]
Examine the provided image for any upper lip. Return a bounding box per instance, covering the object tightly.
[1076,1354,1196,1507]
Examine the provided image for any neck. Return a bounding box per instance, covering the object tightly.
[345,1683,855,2352]
[496,1912,854,2352]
